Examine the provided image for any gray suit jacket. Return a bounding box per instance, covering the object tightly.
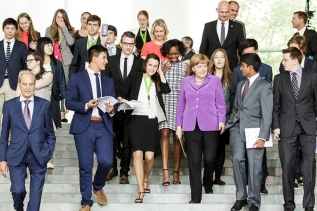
[226,75,273,141]
[45,26,75,66]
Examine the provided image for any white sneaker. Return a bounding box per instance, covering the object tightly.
[47,163,55,169]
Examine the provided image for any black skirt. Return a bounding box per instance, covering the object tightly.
[128,115,160,152]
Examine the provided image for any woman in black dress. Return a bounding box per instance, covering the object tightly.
[122,53,170,203]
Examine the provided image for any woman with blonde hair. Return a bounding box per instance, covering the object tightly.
[16,13,40,52]
[209,48,232,186]
[140,19,169,61]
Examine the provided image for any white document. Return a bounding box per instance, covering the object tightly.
[117,100,145,111]
[245,128,273,149]
[97,96,118,113]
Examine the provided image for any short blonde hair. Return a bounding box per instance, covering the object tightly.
[18,70,36,83]
[189,54,210,70]
[150,19,169,41]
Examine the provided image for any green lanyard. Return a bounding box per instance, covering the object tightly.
[143,73,153,106]
[139,29,147,44]
[87,37,99,49]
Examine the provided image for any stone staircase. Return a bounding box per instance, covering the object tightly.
[0,123,316,211]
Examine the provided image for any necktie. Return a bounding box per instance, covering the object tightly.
[220,22,225,46]
[23,100,31,129]
[108,46,113,56]
[94,73,103,116]
[5,42,11,77]
[291,72,299,100]
[123,57,128,80]
[241,79,250,101]
[90,38,94,46]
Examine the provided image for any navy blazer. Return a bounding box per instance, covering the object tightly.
[66,70,116,135]
[0,96,56,167]
[230,62,272,109]
[69,37,104,76]
[0,40,27,90]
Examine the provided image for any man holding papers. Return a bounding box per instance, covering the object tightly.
[66,45,115,211]
[273,47,317,211]
[226,53,273,211]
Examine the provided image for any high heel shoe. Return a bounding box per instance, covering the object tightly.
[143,181,151,193]
[162,169,170,186]
[173,170,181,184]
[135,192,145,203]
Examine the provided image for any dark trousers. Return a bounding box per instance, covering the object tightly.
[9,147,47,211]
[74,121,113,207]
[118,112,131,177]
[112,111,124,169]
[184,124,219,200]
[214,130,229,180]
[279,121,316,209]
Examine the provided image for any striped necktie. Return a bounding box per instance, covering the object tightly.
[6,41,11,62]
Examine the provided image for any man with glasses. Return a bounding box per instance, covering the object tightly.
[273,47,317,211]
[0,18,27,115]
[230,38,272,195]
[104,31,143,184]
[69,15,108,76]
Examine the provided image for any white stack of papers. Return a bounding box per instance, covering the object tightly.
[245,128,273,149]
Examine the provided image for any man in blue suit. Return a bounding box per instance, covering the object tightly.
[0,71,56,211]
[230,39,273,195]
[0,18,28,114]
[66,45,116,211]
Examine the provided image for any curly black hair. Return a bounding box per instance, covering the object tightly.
[160,39,186,57]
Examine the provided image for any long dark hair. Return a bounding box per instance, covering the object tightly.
[28,52,46,80]
[142,53,161,92]
[36,37,57,66]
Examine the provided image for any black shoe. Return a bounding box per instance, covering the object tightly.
[294,181,299,189]
[249,205,259,211]
[297,179,303,186]
[230,200,248,211]
[304,208,314,211]
[189,199,201,204]
[205,188,213,194]
[214,179,226,185]
[260,184,268,194]
[61,118,68,123]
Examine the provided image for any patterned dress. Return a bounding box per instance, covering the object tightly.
[159,61,187,130]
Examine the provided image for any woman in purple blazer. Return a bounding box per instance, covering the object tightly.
[176,54,226,204]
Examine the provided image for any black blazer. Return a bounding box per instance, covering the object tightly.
[181,50,195,61]
[272,70,317,137]
[303,28,317,61]
[199,20,244,71]
[279,57,317,73]
[69,37,103,76]
[122,72,171,121]
[0,40,27,90]
[104,54,144,97]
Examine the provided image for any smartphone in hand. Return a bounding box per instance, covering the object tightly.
[101,24,108,36]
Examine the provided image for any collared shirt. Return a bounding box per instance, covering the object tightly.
[107,45,116,55]
[298,26,307,36]
[301,56,305,68]
[20,95,34,120]
[86,68,102,117]
[241,73,259,95]
[119,53,134,77]
[216,19,229,43]
[3,38,15,57]
[87,35,99,49]
[290,67,302,89]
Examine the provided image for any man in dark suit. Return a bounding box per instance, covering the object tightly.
[273,47,317,211]
[0,71,56,211]
[66,45,116,211]
[69,15,108,76]
[181,36,195,62]
[0,18,27,114]
[199,0,244,71]
[229,1,246,38]
[104,31,143,184]
[226,53,273,211]
[292,11,317,61]
[106,25,122,56]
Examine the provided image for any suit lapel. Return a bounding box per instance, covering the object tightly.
[29,96,40,130]
[223,20,234,47]
[114,55,123,80]
[0,40,6,62]
[189,75,198,91]
[242,75,261,104]
[284,72,296,100]
[8,41,19,63]
[83,70,93,98]
[130,55,139,73]
[297,70,308,100]
[14,97,28,130]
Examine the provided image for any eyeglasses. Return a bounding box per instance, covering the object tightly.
[281,58,293,63]
[25,59,36,63]
[121,42,135,47]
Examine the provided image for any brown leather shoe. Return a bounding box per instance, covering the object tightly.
[79,205,91,211]
[93,188,107,205]
[106,168,118,181]
[120,175,129,184]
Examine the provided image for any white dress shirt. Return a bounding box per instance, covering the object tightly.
[216,19,229,44]
[20,95,34,121]
[3,38,15,56]
[86,68,102,117]
[107,45,116,55]
[120,53,134,77]
[298,26,306,36]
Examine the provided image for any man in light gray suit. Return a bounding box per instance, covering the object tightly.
[226,53,273,211]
